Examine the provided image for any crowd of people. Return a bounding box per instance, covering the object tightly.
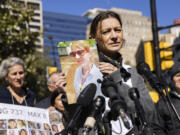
[0,11,179,135]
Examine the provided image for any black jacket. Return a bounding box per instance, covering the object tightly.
[155,91,180,135]
[0,86,35,107]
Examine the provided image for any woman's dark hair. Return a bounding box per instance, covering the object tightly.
[90,11,122,38]
[19,129,27,135]
[51,89,66,106]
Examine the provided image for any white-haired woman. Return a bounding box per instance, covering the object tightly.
[0,57,35,106]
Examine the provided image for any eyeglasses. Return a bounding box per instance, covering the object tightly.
[69,49,89,57]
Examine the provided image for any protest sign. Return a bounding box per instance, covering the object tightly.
[0,103,64,135]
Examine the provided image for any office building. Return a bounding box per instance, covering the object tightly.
[43,11,91,68]
[170,19,180,60]
[15,0,43,51]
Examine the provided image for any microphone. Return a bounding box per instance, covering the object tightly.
[137,62,164,96]
[128,88,147,125]
[129,87,153,135]
[56,83,97,135]
[77,83,97,106]
[101,76,131,129]
[81,96,105,135]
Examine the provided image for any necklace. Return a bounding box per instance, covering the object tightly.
[80,70,91,91]
[11,94,28,106]
[8,86,28,106]
[79,64,92,90]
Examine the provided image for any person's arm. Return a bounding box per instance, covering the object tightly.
[54,72,67,92]
[129,68,155,119]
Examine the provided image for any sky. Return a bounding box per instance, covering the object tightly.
[42,0,180,32]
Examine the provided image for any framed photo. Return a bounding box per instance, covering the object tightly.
[57,39,102,104]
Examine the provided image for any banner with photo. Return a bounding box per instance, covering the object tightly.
[0,103,64,135]
[57,39,103,104]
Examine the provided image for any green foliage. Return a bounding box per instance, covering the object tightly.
[57,41,71,47]
[24,53,52,101]
[57,39,96,48]
[0,0,38,60]
[87,39,96,47]
[0,0,51,101]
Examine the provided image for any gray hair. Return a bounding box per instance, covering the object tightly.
[0,57,25,79]
[47,71,61,85]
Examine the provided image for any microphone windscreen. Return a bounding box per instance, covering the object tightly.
[77,83,97,106]
[137,62,151,76]
[128,88,140,101]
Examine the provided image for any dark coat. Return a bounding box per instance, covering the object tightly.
[155,91,180,135]
[0,86,35,107]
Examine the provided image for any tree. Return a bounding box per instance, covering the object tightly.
[0,0,52,101]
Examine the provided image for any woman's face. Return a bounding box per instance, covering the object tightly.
[17,120,23,127]
[31,130,36,135]
[44,124,50,130]
[70,49,90,64]
[52,125,59,132]
[173,72,180,93]
[9,120,17,129]
[0,120,4,128]
[9,130,15,135]
[55,94,65,112]
[95,17,123,56]
[20,130,27,135]
[5,64,25,89]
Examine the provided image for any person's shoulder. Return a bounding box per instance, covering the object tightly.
[39,97,51,103]
[25,89,35,98]
[0,86,11,103]
[156,96,167,108]
[122,63,137,73]
[0,85,7,91]
[0,86,9,95]
[35,96,51,108]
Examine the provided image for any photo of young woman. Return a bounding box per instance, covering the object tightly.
[8,119,17,129]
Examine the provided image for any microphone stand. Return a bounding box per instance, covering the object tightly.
[96,116,106,135]
[103,111,112,135]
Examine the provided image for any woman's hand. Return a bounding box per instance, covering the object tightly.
[98,62,118,74]
[47,106,55,111]
[54,72,67,92]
